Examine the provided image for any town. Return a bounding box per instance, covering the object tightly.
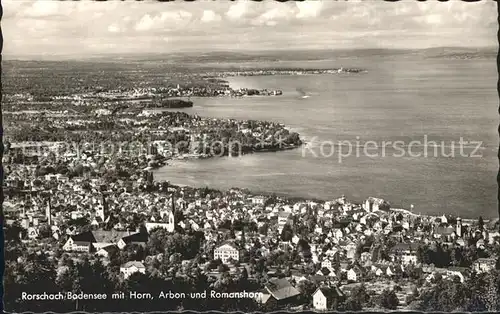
[207,67,366,77]
[2,63,499,313]
[3,138,500,312]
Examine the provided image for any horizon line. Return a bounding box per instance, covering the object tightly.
[3,45,497,62]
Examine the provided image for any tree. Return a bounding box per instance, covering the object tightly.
[406,286,420,305]
[297,279,318,304]
[217,263,230,273]
[378,289,399,310]
[296,239,310,254]
[4,223,23,242]
[280,224,293,242]
[8,252,61,311]
[352,284,370,306]
[343,296,362,311]
[483,270,500,311]
[417,244,431,265]
[478,216,484,231]
[38,224,52,238]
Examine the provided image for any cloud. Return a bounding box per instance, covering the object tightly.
[414,14,443,26]
[108,24,120,33]
[296,1,323,19]
[1,0,496,57]
[134,11,193,31]
[25,1,60,18]
[201,10,221,23]
[252,7,296,26]
[226,1,249,20]
[135,14,155,31]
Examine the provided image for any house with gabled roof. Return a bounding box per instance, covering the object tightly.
[347,265,364,282]
[96,244,119,258]
[92,230,133,250]
[389,243,419,265]
[263,278,300,305]
[120,261,146,279]
[63,230,94,252]
[313,286,345,310]
[214,242,239,264]
[117,231,148,250]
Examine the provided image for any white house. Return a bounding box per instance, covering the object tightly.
[347,268,362,282]
[334,229,343,239]
[473,258,496,274]
[313,287,345,311]
[321,259,333,269]
[96,245,118,258]
[251,196,266,205]
[63,237,92,253]
[27,227,39,239]
[120,261,146,279]
[214,243,240,264]
[277,211,292,227]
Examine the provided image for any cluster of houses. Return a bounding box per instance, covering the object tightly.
[5,163,499,310]
[3,108,499,311]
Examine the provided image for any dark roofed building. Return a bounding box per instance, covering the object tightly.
[92,230,132,249]
[264,278,301,306]
[96,244,119,258]
[118,232,148,249]
[63,231,95,252]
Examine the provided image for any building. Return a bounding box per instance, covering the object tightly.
[25,225,39,239]
[363,197,390,212]
[277,211,293,231]
[120,261,146,279]
[63,230,138,252]
[312,286,345,311]
[389,243,419,265]
[263,278,300,306]
[214,243,240,264]
[473,258,496,273]
[251,196,267,205]
[446,267,469,283]
[456,217,463,237]
[347,267,363,282]
[145,210,175,233]
[62,231,94,252]
[96,245,118,258]
[92,230,134,250]
[117,232,148,250]
[45,198,52,226]
[321,259,333,269]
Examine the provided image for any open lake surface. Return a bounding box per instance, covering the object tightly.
[155,56,498,218]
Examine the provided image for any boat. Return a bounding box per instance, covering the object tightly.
[296,88,310,99]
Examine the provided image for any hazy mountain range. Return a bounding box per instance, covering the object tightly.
[5,46,497,62]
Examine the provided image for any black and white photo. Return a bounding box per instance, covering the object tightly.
[1,0,498,312]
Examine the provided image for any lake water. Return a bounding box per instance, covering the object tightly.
[155,56,498,218]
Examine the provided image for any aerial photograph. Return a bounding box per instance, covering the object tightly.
[1,0,499,312]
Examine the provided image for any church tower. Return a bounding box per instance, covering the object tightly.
[167,195,175,232]
[96,193,108,222]
[456,217,462,238]
[168,210,175,232]
[45,197,52,226]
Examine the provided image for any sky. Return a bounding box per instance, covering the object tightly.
[2,0,498,58]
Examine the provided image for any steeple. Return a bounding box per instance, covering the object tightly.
[46,197,52,226]
[168,193,175,233]
[102,193,108,214]
[456,217,462,237]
